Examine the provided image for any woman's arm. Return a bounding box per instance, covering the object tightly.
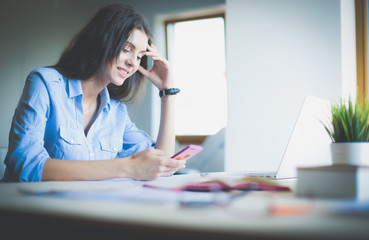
[42,148,184,181]
[155,94,176,157]
[138,44,176,157]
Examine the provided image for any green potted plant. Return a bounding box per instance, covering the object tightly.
[321,96,369,166]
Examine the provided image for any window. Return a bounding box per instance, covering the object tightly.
[165,14,226,144]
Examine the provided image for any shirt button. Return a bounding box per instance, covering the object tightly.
[90,153,94,157]
[70,139,74,144]
[113,147,117,151]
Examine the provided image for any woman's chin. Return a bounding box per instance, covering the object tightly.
[112,78,126,86]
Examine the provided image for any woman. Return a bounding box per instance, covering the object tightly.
[3,4,185,182]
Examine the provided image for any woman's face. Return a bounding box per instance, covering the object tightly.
[104,29,149,86]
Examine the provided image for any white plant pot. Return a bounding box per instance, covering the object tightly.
[330,142,369,166]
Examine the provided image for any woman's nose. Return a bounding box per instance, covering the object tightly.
[125,57,134,68]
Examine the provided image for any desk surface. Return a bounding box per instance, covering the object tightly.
[0,174,368,240]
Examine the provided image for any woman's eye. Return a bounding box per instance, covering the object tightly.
[123,48,130,53]
[137,56,142,60]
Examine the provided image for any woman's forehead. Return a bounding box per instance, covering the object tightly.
[126,29,149,51]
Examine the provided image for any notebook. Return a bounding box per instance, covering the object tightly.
[202,95,333,179]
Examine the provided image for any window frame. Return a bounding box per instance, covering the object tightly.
[164,12,226,145]
[355,0,369,100]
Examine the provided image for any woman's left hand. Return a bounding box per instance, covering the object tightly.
[138,44,174,90]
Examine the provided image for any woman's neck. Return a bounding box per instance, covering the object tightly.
[81,76,106,101]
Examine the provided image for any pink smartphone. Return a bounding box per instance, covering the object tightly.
[171,145,203,161]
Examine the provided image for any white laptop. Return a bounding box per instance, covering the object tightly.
[202,96,333,179]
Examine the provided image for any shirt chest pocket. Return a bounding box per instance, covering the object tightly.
[59,126,84,145]
[99,137,122,159]
[50,125,84,159]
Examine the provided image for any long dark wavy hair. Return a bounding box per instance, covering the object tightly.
[52,4,152,103]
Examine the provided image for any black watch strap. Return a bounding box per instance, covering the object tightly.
[159,88,180,97]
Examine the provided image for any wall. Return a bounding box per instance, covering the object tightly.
[340,0,357,99]
[225,0,353,172]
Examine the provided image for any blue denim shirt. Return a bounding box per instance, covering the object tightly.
[3,67,154,182]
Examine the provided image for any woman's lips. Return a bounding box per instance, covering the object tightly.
[117,67,129,78]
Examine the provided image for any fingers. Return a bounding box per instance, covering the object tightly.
[147,43,157,52]
[145,149,185,169]
[145,44,169,64]
[157,155,186,173]
[127,149,186,180]
[159,165,185,177]
[145,53,169,64]
[166,159,186,168]
[145,156,184,178]
[145,44,157,57]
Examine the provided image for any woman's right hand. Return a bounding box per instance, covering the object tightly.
[120,148,186,180]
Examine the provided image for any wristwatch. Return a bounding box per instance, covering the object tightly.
[159,88,180,97]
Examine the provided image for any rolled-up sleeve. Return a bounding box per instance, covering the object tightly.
[4,70,51,182]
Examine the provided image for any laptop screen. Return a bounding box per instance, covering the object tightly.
[276,96,332,179]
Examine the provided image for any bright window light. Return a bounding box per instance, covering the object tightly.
[167,17,227,135]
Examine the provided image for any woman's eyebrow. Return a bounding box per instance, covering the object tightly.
[125,42,147,53]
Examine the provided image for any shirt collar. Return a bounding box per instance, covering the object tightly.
[67,79,83,98]
[67,79,111,111]
[99,86,111,111]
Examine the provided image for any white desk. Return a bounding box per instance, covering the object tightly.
[0,174,368,240]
